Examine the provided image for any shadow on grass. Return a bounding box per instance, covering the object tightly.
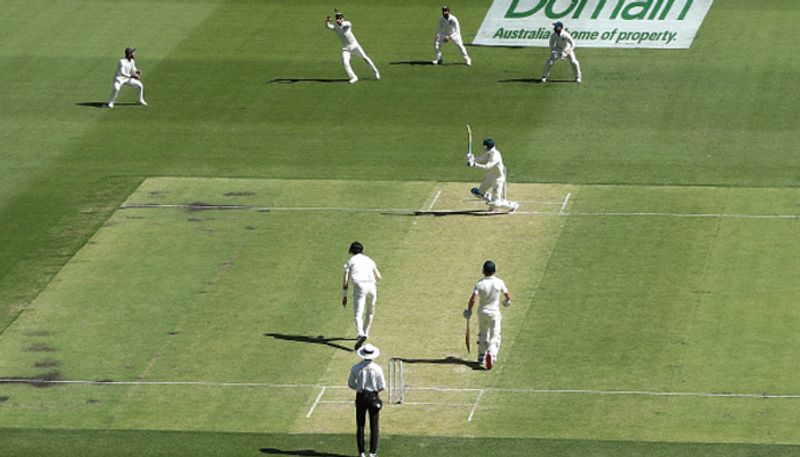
[259,448,350,457]
[75,101,140,108]
[267,78,350,84]
[390,60,466,66]
[264,333,355,352]
[382,209,510,217]
[400,356,484,371]
[498,78,576,84]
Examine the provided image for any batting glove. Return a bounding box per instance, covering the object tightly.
[463,309,472,319]
[503,298,511,307]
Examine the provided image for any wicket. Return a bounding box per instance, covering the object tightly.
[388,358,404,404]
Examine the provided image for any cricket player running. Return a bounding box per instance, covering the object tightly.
[467,138,519,212]
[325,11,380,84]
[108,47,147,108]
[433,5,471,66]
[342,242,382,349]
[463,261,511,370]
[541,21,582,83]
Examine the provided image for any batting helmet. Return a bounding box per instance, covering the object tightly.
[482,138,496,149]
[483,260,496,276]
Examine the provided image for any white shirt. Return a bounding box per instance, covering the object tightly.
[473,147,506,182]
[327,20,358,48]
[344,253,379,284]
[436,14,461,37]
[348,360,386,392]
[549,30,575,53]
[473,276,508,314]
[114,58,138,80]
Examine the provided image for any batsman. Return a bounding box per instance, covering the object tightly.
[465,128,519,212]
[463,260,512,370]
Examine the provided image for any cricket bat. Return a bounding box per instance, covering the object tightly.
[466,124,474,166]
[465,318,471,353]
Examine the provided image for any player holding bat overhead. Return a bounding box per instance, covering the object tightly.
[463,261,511,370]
[465,130,519,212]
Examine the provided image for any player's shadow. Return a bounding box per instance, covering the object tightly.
[75,101,138,108]
[389,60,466,66]
[267,78,350,84]
[264,332,355,352]
[400,356,484,371]
[259,448,350,457]
[383,209,509,217]
[498,78,575,84]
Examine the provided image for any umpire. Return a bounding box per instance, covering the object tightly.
[348,344,386,457]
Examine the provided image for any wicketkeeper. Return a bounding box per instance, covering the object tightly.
[463,261,511,370]
[467,138,519,212]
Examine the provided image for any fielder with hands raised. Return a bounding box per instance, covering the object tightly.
[325,10,380,84]
[463,260,511,370]
[343,241,382,350]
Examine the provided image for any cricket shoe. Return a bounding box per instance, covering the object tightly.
[432,59,443,65]
[485,353,493,370]
[374,71,381,80]
[465,57,472,66]
[107,102,114,109]
[576,77,582,83]
[349,76,359,84]
[540,77,547,83]
[139,100,148,106]
[509,202,520,213]
[354,335,367,350]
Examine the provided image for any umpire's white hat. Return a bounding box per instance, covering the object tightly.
[357,344,380,360]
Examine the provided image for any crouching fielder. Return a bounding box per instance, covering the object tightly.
[107,47,147,108]
[325,11,380,84]
[541,21,581,83]
[467,138,519,212]
[433,5,471,66]
[463,261,511,370]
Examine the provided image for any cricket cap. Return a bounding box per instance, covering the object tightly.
[483,260,496,275]
[482,138,495,149]
[334,11,344,19]
[124,47,136,55]
[357,344,380,360]
[442,5,450,11]
[553,21,564,29]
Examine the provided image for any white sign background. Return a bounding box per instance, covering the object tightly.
[474,0,714,49]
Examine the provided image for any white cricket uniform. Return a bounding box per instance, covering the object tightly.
[542,29,582,81]
[472,147,515,209]
[344,253,381,338]
[473,275,509,362]
[434,14,470,64]
[326,20,380,81]
[348,360,386,393]
[108,57,145,105]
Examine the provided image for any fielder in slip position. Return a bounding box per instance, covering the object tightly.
[325,11,380,84]
[342,242,382,350]
[107,47,147,108]
[463,261,511,370]
[467,137,519,212]
[433,5,471,66]
[541,21,582,83]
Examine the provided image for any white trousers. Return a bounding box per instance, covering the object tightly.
[108,77,145,104]
[342,45,379,80]
[353,281,377,338]
[434,33,469,61]
[477,177,516,210]
[542,50,582,80]
[477,311,502,361]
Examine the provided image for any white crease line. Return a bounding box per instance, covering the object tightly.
[427,190,442,212]
[467,389,485,422]
[306,386,327,418]
[461,199,563,205]
[560,192,572,215]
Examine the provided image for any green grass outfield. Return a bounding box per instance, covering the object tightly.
[1,0,799,455]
